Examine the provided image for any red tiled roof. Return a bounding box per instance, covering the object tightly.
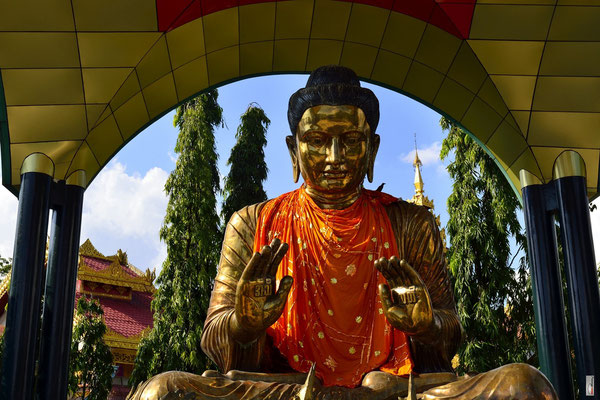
[76,291,153,338]
[82,256,139,278]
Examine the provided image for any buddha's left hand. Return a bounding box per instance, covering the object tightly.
[375,256,433,335]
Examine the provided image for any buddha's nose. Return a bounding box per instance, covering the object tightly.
[326,137,342,165]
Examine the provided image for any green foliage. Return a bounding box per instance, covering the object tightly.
[130,91,223,388]
[221,104,270,226]
[440,117,536,373]
[68,296,114,400]
[0,255,11,279]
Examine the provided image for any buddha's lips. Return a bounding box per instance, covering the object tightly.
[322,171,347,179]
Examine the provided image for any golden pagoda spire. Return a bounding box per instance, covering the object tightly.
[407,134,447,250]
[409,134,433,209]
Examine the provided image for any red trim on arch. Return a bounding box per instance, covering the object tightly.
[437,2,476,39]
[157,0,195,31]
[156,0,475,39]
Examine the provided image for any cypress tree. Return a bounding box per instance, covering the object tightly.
[221,104,270,226]
[440,117,536,373]
[130,91,223,387]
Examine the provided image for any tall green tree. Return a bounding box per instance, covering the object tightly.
[130,91,223,388]
[68,296,114,400]
[440,117,536,374]
[221,104,270,226]
[0,255,11,279]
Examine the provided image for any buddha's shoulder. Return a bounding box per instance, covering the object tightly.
[227,200,269,232]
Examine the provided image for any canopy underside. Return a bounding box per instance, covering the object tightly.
[0,0,598,198]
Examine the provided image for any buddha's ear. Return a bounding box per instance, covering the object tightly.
[367,133,380,183]
[286,135,300,183]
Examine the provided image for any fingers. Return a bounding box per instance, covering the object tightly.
[375,257,392,281]
[376,256,410,287]
[240,252,263,282]
[389,256,411,286]
[396,258,424,286]
[378,283,394,314]
[266,240,288,276]
[264,275,293,322]
[257,243,274,276]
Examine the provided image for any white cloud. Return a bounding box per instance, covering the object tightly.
[81,161,169,272]
[400,141,442,166]
[0,187,18,258]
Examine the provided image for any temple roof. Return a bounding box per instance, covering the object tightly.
[0,0,598,199]
[0,239,155,352]
[75,290,152,343]
[78,239,156,293]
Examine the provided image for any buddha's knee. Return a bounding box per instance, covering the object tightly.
[495,363,558,399]
[128,371,197,400]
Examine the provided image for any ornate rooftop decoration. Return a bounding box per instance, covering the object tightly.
[78,239,155,294]
[407,136,446,248]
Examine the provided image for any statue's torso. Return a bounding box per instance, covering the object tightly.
[202,189,461,381]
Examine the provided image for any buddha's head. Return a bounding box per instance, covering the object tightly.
[286,66,380,205]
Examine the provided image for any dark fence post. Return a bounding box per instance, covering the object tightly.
[520,169,574,400]
[37,170,86,400]
[553,151,600,396]
[0,153,54,400]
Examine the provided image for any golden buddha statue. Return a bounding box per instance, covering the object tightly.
[129,66,557,400]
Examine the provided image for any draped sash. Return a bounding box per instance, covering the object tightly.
[254,186,413,387]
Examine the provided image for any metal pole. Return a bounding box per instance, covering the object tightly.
[0,154,54,400]
[36,171,86,400]
[520,170,574,400]
[553,151,600,396]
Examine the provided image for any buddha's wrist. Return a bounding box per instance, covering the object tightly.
[410,311,442,344]
[229,312,263,345]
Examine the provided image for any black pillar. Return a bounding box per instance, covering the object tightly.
[36,171,86,400]
[520,171,574,400]
[553,153,600,396]
[0,155,53,400]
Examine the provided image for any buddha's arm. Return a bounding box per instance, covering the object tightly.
[385,202,462,372]
[201,202,267,373]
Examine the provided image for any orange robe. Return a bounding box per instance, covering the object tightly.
[254,187,412,387]
[201,188,461,388]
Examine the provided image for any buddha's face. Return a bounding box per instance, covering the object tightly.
[286,105,379,196]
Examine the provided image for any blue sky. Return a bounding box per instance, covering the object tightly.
[90,74,454,272]
[0,74,598,273]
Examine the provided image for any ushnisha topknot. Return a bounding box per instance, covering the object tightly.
[287,65,380,135]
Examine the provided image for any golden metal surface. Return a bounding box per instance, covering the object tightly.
[130,79,557,400]
[519,169,543,188]
[289,105,379,209]
[552,149,587,179]
[20,152,54,177]
[229,237,293,345]
[376,257,434,336]
[66,169,87,188]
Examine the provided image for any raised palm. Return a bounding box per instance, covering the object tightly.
[375,256,433,335]
[232,238,293,343]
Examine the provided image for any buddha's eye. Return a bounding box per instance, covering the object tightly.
[344,133,363,145]
[305,133,326,147]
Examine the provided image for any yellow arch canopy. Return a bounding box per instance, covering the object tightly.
[0,0,598,198]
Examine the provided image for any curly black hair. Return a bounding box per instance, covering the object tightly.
[287,65,379,135]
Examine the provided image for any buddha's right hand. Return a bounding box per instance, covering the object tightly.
[231,238,293,344]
